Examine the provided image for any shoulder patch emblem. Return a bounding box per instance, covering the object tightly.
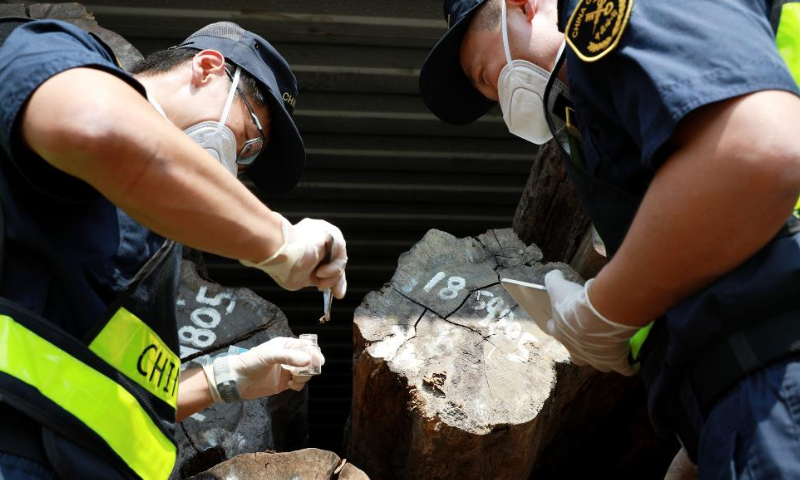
[565,0,634,62]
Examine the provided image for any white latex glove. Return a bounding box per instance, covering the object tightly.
[664,448,698,480]
[544,270,639,376]
[241,215,348,298]
[204,337,326,402]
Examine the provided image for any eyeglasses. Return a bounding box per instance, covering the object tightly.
[225,68,265,167]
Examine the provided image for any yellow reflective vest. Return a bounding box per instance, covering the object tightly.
[0,239,181,480]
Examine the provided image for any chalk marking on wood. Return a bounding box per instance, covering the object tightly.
[400,277,418,294]
[372,324,414,360]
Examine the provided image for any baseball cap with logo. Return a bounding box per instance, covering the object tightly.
[419,0,495,126]
[176,22,304,196]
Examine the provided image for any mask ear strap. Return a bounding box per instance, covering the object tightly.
[218,66,241,128]
[501,1,513,64]
[146,92,169,121]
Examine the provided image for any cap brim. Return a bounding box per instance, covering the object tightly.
[245,92,305,197]
[419,5,495,126]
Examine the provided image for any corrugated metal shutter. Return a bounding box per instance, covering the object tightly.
[84,0,537,453]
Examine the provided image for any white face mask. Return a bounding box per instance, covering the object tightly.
[497,1,566,145]
[183,67,242,176]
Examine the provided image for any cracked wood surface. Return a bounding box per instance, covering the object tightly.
[174,261,309,478]
[349,229,584,480]
[188,449,369,480]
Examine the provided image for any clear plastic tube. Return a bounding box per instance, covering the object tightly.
[296,334,322,375]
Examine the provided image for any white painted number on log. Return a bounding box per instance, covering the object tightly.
[439,276,466,300]
[178,325,216,348]
[421,272,467,300]
[178,287,240,350]
[423,272,447,293]
[190,307,221,329]
[196,286,237,315]
[508,332,538,363]
[474,290,540,363]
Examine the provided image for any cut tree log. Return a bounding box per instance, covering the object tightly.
[175,260,308,478]
[188,449,370,480]
[348,228,674,480]
[349,228,579,480]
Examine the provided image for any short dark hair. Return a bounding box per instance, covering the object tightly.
[130,48,267,108]
[474,0,501,31]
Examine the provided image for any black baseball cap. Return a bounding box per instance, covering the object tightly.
[419,0,495,126]
[177,22,304,196]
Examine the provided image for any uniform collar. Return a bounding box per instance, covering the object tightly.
[557,0,577,32]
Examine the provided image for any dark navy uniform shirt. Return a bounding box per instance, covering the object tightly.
[0,20,164,340]
[557,0,800,436]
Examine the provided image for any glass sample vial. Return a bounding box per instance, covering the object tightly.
[297,333,322,376]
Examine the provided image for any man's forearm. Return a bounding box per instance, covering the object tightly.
[21,68,283,263]
[589,91,800,326]
[176,367,214,422]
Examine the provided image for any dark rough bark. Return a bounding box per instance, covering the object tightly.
[511,140,609,279]
[0,5,27,16]
[512,141,590,264]
[187,450,370,480]
[175,261,309,478]
[569,226,608,280]
[26,3,144,69]
[2,3,144,69]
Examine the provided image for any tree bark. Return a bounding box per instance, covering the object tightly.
[2,3,144,69]
[512,141,589,262]
[187,450,370,480]
[511,140,608,278]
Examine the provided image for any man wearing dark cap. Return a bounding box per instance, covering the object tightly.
[420,0,800,478]
[0,18,342,480]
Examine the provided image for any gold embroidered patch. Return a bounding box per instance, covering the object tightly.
[565,0,634,62]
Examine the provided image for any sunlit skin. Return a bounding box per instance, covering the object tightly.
[135,49,269,174]
[132,52,273,419]
[459,0,564,101]
[21,56,286,421]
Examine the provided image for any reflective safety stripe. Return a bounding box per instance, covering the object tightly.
[90,308,180,409]
[781,4,800,220]
[777,3,800,86]
[629,321,654,363]
[0,315,176,480]
[795,195,800,219]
